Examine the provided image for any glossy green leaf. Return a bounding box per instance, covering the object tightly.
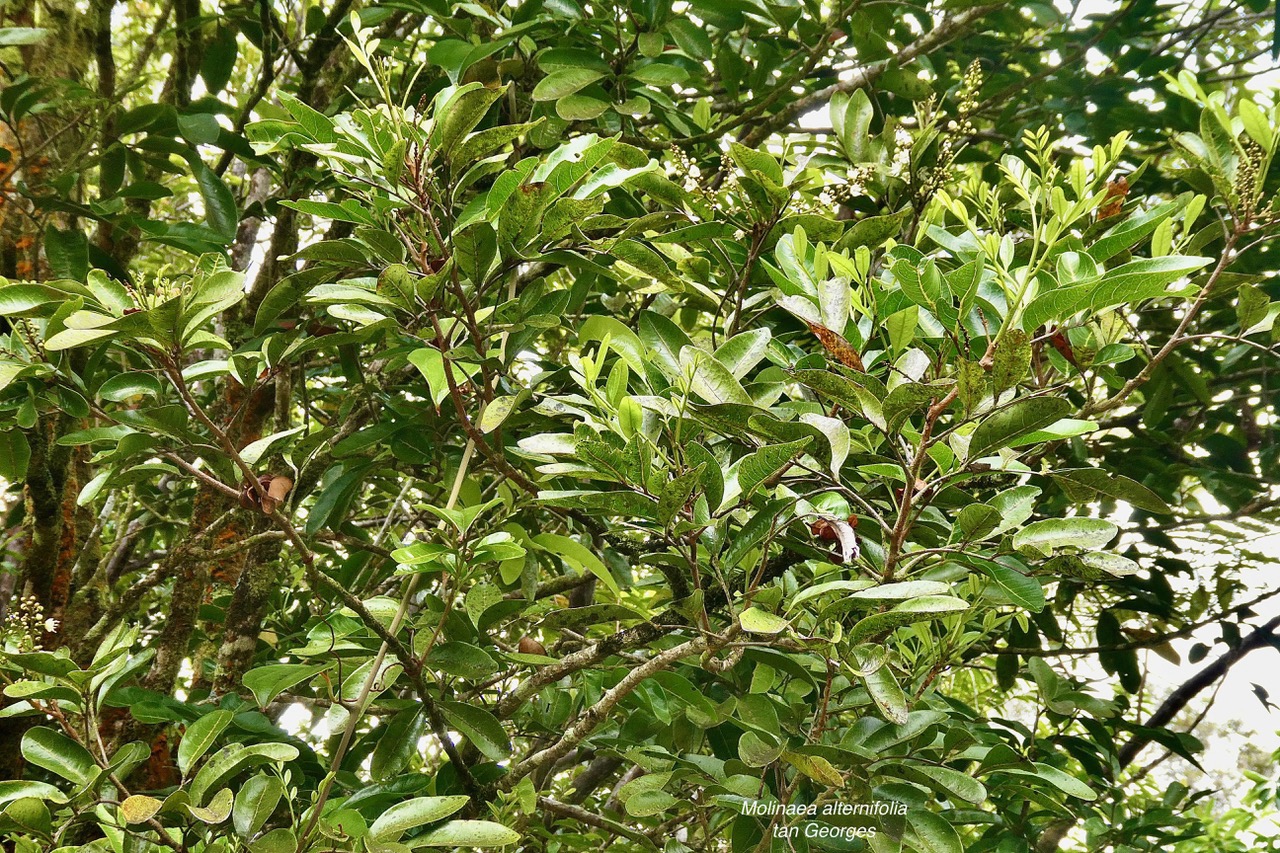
[233,775,285,837]
[369,796,470,841]
[21,728,97,787]
[410,820,520,847]
[436,700,510,761]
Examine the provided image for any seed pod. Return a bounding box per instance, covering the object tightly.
[262,476,293,515]
[518,636,546,656]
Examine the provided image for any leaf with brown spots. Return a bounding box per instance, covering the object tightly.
[806,321,864,372]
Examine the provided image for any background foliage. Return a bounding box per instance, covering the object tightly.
[1,1,1279,852]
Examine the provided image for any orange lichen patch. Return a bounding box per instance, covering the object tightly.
[209,525,248,587]
[142,731,180,789]
[44,468,80,650]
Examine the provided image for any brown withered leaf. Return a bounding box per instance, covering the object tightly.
[806,320,865,372]
[1049,329,1079,368]
[1098,175,1128,219]
[809,515,860,564]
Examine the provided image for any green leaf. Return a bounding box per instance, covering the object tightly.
[729,142,783,185]
[177,709,233,775]
[1012,518,1118,556]
[836,211,908,251]
[532,532,621,596]
[187,155,238,240]
[541,196,606,241]
[535,489,659,520]
[738,608,788,634]
[179,112,222,145]
[621,789,675,817]
[1005,764,1098,800]
[189,743,299,804]
[425,642,500,679]
[580,315,648,374]
[556,93,610,121]
[431,84,505,161]
[721,498,790,567]
[532,68,606,101]
[371,708,427,781]
[3,650,80,678]
[1023,255,1211,332]
[657,464,704,526]
[449,120,542,170]
[897,764,987,805]
[712,329,771,379]
[233,775,285,838]
[540,604,647,630]
[861,665,909,724]
[44,227,89,280]
[479,395,520,433]
[903,809,963,853]
[0,429,31,482]
[851,581,952,604]
[99,373,163,402]
[735,437,812,499]
[886,306,919,355]
[200,26,238,91]
[992,329,1031,395]
[0,284,66,317]
[247,827,297,853]
[43,327,116,351]
[1015,418,1097,446]
[884,381,952,432]
[1088,199,1182,262]
[790,368,886,429]
[630,62,690,86]
[638,310,694,379]
[848,596,970,644]
[1052,468,1171,514]
[183,787,234,823]
[238,426,305,467]
[982,562,1045,612]
[952,504,1001,542]
[242,663,330,709]
[369,796,470,841]
[738,731,782,767]
[0,780,68,806]
[788,579,875,611]
[781,751,844,787]
[407,347,478,407]
[21,727,98,787]
[968,397,1073,457]
[436,699,510,761]
[1236,283,1270,332]
[410,820,520,848]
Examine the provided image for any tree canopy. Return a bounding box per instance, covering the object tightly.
[1,2,1279,852]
